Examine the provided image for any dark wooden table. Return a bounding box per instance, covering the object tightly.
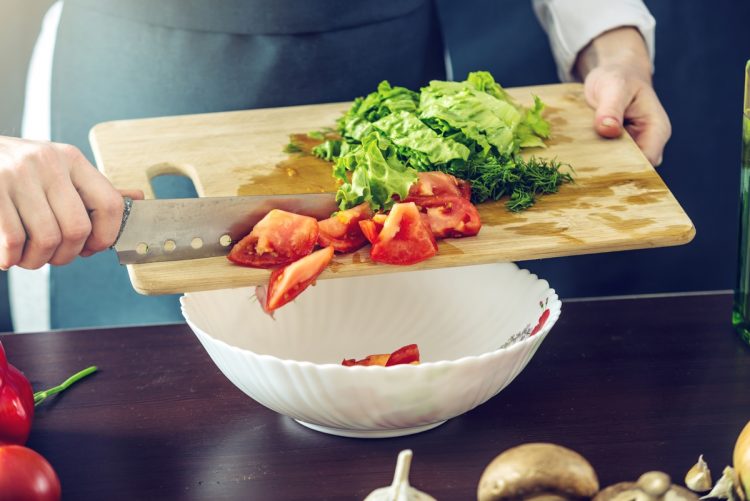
[2,293,749,500]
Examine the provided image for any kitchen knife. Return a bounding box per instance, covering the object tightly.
[113,193,338,264]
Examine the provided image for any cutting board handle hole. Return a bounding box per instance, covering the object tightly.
[149,171,199,200]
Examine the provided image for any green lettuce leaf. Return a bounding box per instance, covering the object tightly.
[373,111,470,165]
[419,88,517,155]
[333,132,417,211]
[466,70,509,101]
[337,80,419,140]
[517,95,550,148]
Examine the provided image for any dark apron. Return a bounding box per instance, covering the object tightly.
[50,0,445,329]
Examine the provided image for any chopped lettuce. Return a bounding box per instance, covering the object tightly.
[338,81,418,137]
[309,71,569,212]
[333,132,417,211]
[373,111,470,166]
[517,95,550,148]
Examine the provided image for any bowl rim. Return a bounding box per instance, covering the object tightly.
[181,283,561,371]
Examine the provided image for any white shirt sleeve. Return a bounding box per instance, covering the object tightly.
[532,0,656,82]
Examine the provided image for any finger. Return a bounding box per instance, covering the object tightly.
[0,195,26,270]
[68,155,125,254]
[626,120,670,166]
[119,188,145,201]
[625,94,671,167]
[46,181,92,265]
[13,187,61,269]
[588,77,631,139]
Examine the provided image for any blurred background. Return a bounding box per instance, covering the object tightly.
[1,0,749,332]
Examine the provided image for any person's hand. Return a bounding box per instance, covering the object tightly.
[0,136,144,270]
[575,27,671,166]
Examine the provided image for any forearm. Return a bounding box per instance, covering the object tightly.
[532,0,655,82]
[574,27,652,83]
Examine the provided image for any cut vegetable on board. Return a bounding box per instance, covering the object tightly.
[304,71,573,213]
[230,72,574,314]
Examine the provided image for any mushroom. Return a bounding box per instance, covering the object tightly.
[364,450,436,501]
[594,471,699,501]
[477,443,600,501]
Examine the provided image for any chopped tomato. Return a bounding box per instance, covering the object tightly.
[404,172,471,201]
[372,213,388,225]
[359,220,381,244]
[385,344,420,366]
[341,344,420,367]
[417,196,481,239]
[257,246,334,313]
[318,203,373,253]
[369,203,437,265]
[342,353,391,367]
[358,213,388,244]
[228,209,319,268]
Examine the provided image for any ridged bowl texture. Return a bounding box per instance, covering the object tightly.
[181,263,560,438]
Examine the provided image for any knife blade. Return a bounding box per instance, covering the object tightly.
[113,193,339,264]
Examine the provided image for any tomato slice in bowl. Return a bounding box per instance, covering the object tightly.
[341,353,391,367]
[228,209,319,268]
[341,345,420,367]
[418,196,482,239]
[257,245,335,314]
[385,344,420,366]
[370,202,437,265]
[318,203,373,253]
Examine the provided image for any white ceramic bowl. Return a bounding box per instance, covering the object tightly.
[181,263,560,438]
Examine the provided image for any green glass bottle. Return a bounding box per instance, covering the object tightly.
[733,60,750,345]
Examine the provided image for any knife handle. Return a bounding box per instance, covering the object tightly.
[111,196,133,248]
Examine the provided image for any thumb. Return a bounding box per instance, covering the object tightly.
[591,83,631,139]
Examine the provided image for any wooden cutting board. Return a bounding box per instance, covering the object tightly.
[90,82,695,295]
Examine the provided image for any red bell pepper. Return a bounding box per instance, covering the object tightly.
[0,341,35,446]
[0,340,98,445]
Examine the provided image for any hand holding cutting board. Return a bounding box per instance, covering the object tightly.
[576,27,671,166]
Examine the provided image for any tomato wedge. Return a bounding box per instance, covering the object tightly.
[358,213,387,244]
[385,344,420,366]
[257,246,335,313]
[417,196,482,239]
[317,203,373,253]
[369,203,437,265]
[358,220,379,244]
[404,171,471,201]
[341,353,391,367]
[341,344,420,367]
[228,209,319,268]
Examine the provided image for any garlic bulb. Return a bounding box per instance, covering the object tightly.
[364,450,436,501]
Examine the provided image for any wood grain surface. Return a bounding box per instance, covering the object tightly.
[4,293,748,500]
[90,83,695,295]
